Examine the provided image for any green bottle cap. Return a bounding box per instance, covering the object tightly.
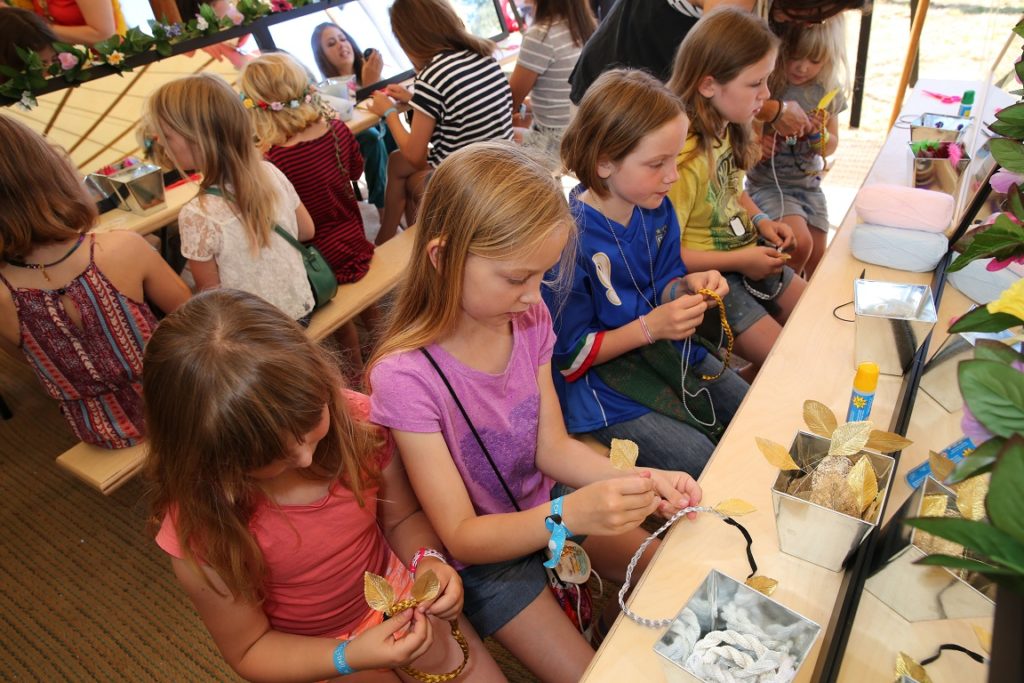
[962,90,975,105]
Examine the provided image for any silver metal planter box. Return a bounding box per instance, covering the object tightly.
[908,143,971,198]
[88,163,166,216]
[654,570,821,683]
[865,476,996,622]
[772,431,895,571]
[909,113,971,144]
[854,279,938,376]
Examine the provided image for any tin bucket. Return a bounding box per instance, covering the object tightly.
[654,569,821,683]
[908,143,971,198]
[864,476,996,621]
[909,113,971,144]
[89,163,166,215]
[854,279,938,376]
[771,431,895,572]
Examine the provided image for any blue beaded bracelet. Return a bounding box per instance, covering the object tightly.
[333,640,356,676]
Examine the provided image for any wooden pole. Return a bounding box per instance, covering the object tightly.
[888,0,930,130]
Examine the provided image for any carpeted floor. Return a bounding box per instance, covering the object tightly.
[0,349,542,681]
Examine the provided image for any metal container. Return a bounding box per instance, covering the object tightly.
[921,329,1021,412]
[865,476,996,622]
[654,569,821,683]
[88,163,166,215]
[909,113,971,143]
[909,143,971,198]
[854,279,938,376]
[771,431,896,572]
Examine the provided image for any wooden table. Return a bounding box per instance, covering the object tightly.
[581,79,1011,683]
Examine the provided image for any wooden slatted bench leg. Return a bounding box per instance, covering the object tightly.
[56,441,148,495]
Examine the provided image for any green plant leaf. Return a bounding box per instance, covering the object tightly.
[1014,17,1024,40]
[916,553,1019,575]
[946,215,1024,273]
[947,437,1004,484]
[1010,186,1024,220]
[987,436,1024,544]
[991,138,1024,174]
[996,102,1024,125]
[989,120,1024,138]
[949,306,1022,333]
[959,359,1024,438]
[974,339,1024,365]
[905,516,1024,573]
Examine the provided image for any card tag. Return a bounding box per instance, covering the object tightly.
[729,216,746,237]
[548,540,591,584]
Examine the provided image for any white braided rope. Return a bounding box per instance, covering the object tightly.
[685,629,793,683]
[617,505,716,628]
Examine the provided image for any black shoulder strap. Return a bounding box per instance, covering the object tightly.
[419,347,522,512]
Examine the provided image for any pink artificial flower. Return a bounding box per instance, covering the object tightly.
[270,101,284,111]
[57,52,79,70]
[947,141,962,166]
[991,169,1024,195]
[986,254,1024,272]
[271,0,293,10]
[961,404,994,445]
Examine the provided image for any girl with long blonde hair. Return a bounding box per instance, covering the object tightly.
[143,73,316,321]
[368,141,701,682]
[144,288,504,682]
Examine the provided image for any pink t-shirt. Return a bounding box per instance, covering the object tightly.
[156,391,394,637]
[369,303,556,538]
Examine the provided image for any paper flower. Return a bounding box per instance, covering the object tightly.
[961,404,994,446]
[986,253,1024,271]
[106,50,125,66]
[57,52,79,70]
[991,169,1024,195]
[167,23,182,37]
[270,101,284,111]
[196,15,209,31]
[241,97,255,109]
[17,91,37,111]
[288,99,300,108]
[271,0,293,10]
[987,277,1024,320]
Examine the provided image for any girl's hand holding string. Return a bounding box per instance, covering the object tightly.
[645,293,708,341]
[562,473,660,536]
[740,246,787,281]
[385,84,413,104]
[757,219,796,253]
[369,91,396,117]
[640,468,703,521]
[415,558,463,621]
[345,606,434,671]
[678,271,729,306]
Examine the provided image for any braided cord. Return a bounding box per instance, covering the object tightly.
[695,288,733,381]
[386,604,469,682]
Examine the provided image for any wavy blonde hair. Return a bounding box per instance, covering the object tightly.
[770,14,850,106]
[142,73,278,253]
[240,53,325,151]
[367,141,573,374]
[144,289,384,603]
[667,6,779,179]
[389,0,494,66]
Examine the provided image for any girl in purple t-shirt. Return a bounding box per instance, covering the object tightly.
[368,141,703,682]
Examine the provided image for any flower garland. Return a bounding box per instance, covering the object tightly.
[239,85,316,111]
[0,0,313,109]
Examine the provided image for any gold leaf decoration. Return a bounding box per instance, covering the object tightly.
[810,456,859,517]
[755,437,801,471]
[609,438,639,471]
[803,400,838,438]
[895,651,932,683]
[714,498,757,516]
[744,575,778,596]
[920,494,950,518]
[865,430,913,453]
[364,571,395,614]
[972,624,992,655]
[827,421,872,456]
[846,456,878,515]
[955,475,989,521]
[411,569,441,603]
[928,450,956,483]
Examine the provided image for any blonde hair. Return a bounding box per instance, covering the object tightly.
[142,73,278,252]
[771,14,849,105]
[667,6,779,177]
[389,0,495,65]
[240,53,325,151]
[0,114,94,260]
[561,69,686,199]
[144,289,383,603]
[368,141,572,371]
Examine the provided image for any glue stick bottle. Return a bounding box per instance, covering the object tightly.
[846,362,879,422]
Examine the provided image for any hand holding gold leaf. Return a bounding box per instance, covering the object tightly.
[610,438,639,471]
[802,400,838,438]
[364,571,396,615]
[755,436,801,471]
[828,421,872,456]
[411,570,441,604]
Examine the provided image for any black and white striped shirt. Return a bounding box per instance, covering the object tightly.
[411,50,514,167]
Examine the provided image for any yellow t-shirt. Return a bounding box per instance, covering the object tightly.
[669,132,757,252]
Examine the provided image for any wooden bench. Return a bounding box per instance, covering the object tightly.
[307,225,418,343]
[56,441,147,494]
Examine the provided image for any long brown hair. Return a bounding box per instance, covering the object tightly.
[144,289,383,603]
[389,0,494,66]
[533,0,596,47]
[143,73,279,253]
[367,141,573,374]
[667,6,779,178]
[0,115,94,261]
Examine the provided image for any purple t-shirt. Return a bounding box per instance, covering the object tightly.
[369,303,556,523]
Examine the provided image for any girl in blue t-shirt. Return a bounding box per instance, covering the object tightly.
[368,141,701,682]
[549,68,748,477]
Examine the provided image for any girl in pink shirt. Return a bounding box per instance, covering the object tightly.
[143,289,503,682]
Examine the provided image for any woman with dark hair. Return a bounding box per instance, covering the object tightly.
[0,7,57,72]
[311,21,393,221]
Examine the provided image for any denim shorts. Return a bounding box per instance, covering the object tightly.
[748,184,830,232]
[723,266,796,336]
[458,484,576,637]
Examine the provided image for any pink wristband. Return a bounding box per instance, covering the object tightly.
[638,315,655,345]
[410,547,448,573]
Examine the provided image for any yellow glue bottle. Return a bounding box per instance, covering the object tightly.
[846,362,879,422]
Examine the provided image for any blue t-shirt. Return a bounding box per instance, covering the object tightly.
[542,186,707,433]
